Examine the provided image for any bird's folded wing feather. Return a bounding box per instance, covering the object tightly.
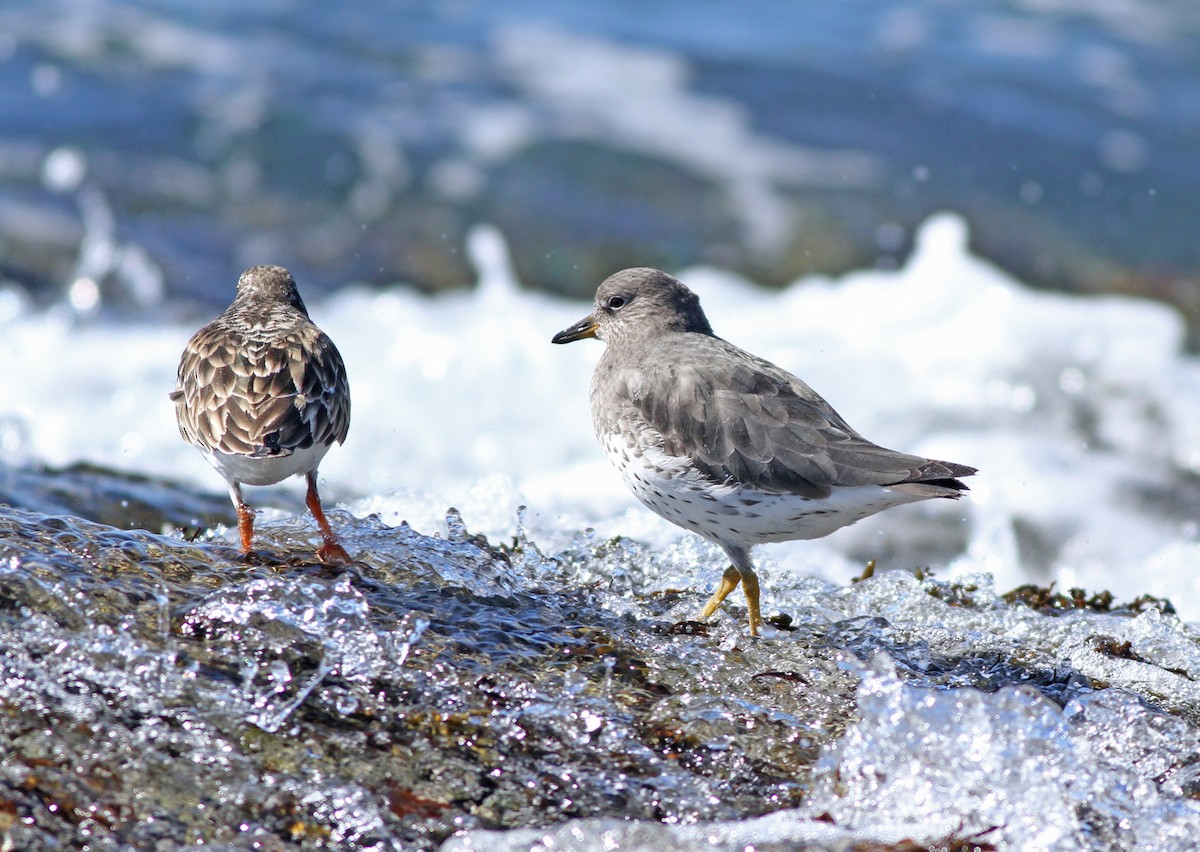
[622,337,950,497]
[174,321,350,456]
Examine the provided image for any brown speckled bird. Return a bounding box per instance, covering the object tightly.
[171,265,351,563]
[553,268,975,635]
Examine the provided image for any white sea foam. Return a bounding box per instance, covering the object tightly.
[2,213,1199,623]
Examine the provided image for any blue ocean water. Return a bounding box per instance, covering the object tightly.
[1,0,1197,310]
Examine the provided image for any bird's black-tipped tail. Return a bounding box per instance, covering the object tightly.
[887,459,977,499]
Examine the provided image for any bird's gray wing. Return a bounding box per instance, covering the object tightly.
[620,336,971,497]
[172,317,350,457]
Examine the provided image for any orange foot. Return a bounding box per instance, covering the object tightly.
[317,539,352,565]
[306,472,350,565]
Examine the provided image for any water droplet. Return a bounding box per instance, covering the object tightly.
[43,146,87,192]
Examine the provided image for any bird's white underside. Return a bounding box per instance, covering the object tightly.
[202,441,331,487]
[601,430,927,546]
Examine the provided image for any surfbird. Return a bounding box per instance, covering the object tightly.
[552,267,975,635]
[171,264,352,563]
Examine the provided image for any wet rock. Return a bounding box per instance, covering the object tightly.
[0,461,234,533]
[1,471,1200,849]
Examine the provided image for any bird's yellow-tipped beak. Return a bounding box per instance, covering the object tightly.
[551,314,598,344]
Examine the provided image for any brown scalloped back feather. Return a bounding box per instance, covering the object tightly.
[172,282,350,461]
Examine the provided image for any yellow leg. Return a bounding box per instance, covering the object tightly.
[698,565,742,621]
[701,546,766,636]
[740,569,764,636]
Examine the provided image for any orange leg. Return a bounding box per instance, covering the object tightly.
[306,471,351,565]
[236,504,256,553]
[229,483,256,553]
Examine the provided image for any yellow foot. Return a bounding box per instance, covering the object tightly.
[698,565,742,621]
[697,565,764,636]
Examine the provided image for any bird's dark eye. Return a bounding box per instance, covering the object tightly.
[607,296,627,310]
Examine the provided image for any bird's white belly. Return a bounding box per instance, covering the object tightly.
[203,442,330,487]
[601,431,922,546]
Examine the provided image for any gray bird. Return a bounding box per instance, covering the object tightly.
[171,265,352,563]
[553,267,974,635]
